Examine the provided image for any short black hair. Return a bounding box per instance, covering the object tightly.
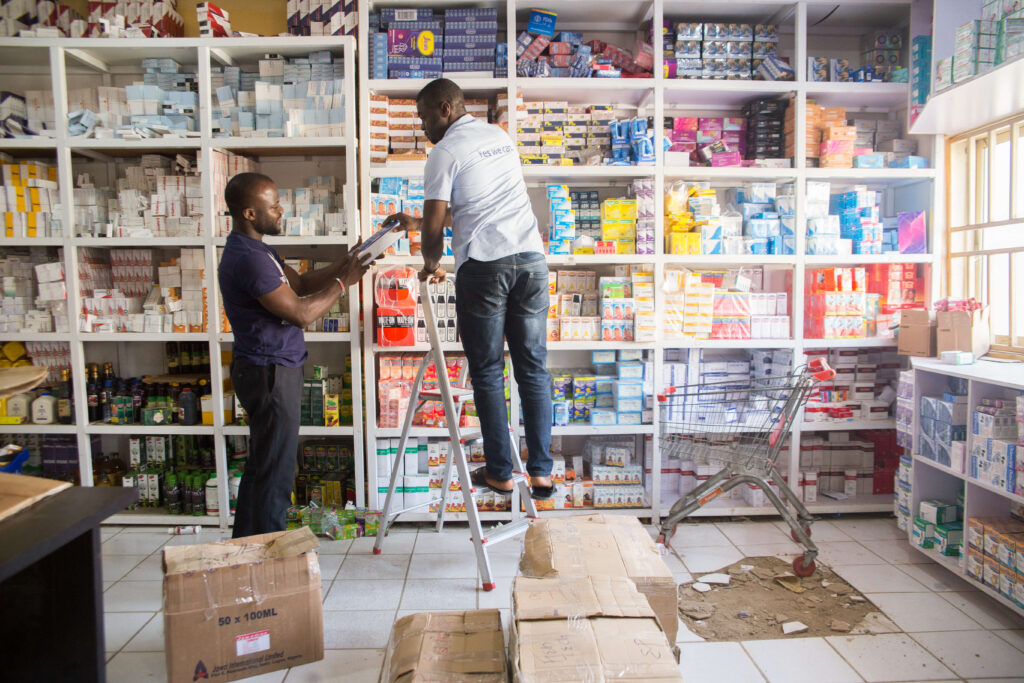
[416,78,465,109]
[224,172,274,222]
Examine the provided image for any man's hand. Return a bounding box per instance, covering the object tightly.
[339,245,374,287]
[384,212,420,232]
[419,265,446,283]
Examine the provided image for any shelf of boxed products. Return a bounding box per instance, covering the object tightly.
[0,332,71,342]
[0,139,57,150]
[67,139,203,152]
[911,536,1024,619]
[210,137,350,151]
[804,253,934,265]
[521,166,655,180]
[803,168,937,181]
[82,333,209,342]
[220,424,356,437]
[661,167,798,181]
[369,163,427,178]
[803,337,897,349]
[801,419,897,432]
[553,425,655,436]
[913,452,966,481]
[0,424,78,434]
[0,239,65,247]
[803,82,912,109]
[74,237,207,247]
[665,494,897,518]
[219,333,354,344]
[910,51,1024,135]
[212,236,353,247]
[85,424,217,435]
[663,255,797,265]
[368,78,508,93]
[663,338,796,350]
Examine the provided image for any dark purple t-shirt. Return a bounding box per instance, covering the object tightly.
[218,232,307,367]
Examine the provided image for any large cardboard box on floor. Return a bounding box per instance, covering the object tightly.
[381,609,506,682]
[937,307,990,358]
[511,576,682,682]
[519,513,677,643]
[162,528,324,683]
[897,308,936,357]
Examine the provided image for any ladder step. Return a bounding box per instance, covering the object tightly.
[419,387,473,401]
[458,431,481,443]
[481,517,535,546]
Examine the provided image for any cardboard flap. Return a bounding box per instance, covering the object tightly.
[0,471,71,523]
[163,527,319,575]
[387,610,505,681]
[513,576,655,621]
[901,309,932,326]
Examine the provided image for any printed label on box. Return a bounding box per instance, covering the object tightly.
[236,629,271,656]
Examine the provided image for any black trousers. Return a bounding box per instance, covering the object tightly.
[230,359,302,538]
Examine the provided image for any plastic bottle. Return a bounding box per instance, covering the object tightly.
[31,391,56,424]
[178,385,198,425]
[205,474,220,516]
[6,392,31,420]
[229,469,242,514]
[167,525,201,535]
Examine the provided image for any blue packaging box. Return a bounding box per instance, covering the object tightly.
[527,8,557,36]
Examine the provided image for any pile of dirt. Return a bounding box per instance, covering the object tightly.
[678,556,897,641]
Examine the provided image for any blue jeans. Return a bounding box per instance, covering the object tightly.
[456,253,552,481]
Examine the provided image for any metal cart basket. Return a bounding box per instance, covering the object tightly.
[656,358,836,576]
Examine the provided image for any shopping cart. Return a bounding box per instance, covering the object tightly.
[656,358,836,576]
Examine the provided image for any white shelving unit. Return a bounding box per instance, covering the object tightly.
[357,0,942,522]
[908,357,1024,618]
[0,37,362,528]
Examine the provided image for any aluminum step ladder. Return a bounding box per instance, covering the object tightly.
[373,280,538,591]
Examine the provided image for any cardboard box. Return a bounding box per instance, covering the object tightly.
[937,307,990,358]
[162,528,324,683]
[519,513,677,643]
[898,309,936,357]
[382,610,506,682]
[511,576,682,682]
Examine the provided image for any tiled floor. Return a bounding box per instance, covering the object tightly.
[101,515,1024,682]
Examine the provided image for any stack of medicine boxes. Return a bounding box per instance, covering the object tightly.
[971,397,1019,494]
[918,377,969,471]
[954,20,998,83]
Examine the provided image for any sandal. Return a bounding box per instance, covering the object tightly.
[469,467,514,496]
[530,478,554,500]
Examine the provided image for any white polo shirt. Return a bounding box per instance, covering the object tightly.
[423,114,544,272]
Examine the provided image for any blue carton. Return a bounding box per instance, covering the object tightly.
[527,8,557,37]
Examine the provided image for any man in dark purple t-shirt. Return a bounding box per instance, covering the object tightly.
[218,172,370,538]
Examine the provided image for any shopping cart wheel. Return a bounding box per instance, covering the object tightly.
[790,526,811,543]
[792,555,815,577]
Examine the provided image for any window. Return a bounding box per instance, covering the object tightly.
[948,114,1024,355]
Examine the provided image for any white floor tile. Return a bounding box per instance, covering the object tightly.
[104,612,155,652]
[413,529,480,554]
[101,526,124,540]
[316,554,345,583]
[676,545,744,574]
[741,637,863,683]
[867,539,937,565]
[124,613,164,652]
[676,619,706,644]
[408,552,481,579]
[101,533,169,556]
[912,629,1024,678]
[106,652,168,683]
[830,564,931,593]
[487,551,522,578]
[122,554,164,581]
[736,541,803,559]
[338,554,410,581]
[831,517,905,541]
[663,552,693,583]
[668,523,737,549]
[315,538,353,555]
[772,519,852,542]
[104,581,115,592]
[813,541,886,566]
[677,641,765,682]
[104,581,164,612]
[102,554,147,582]
[991,629,1024,652]
[825,633,955,682]
[716,521,793,546]
[348,533,416,555]
[938,591,1024,630]
[895,561,979,592]
[287,649,385,683]
[478,576,514,610]
[400,578,478,611]
[163,533,220,547]
[323,579,405,612]
[323,610,396,649]
[864,592,982,632]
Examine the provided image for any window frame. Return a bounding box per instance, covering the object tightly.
[947,113,1024,357]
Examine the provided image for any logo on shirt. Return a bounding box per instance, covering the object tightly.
[477,144,513,159]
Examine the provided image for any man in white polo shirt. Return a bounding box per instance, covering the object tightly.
[386,78,553,500]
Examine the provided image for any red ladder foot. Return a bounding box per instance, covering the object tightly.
[372,547,382,555]
[482,582,496,591]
